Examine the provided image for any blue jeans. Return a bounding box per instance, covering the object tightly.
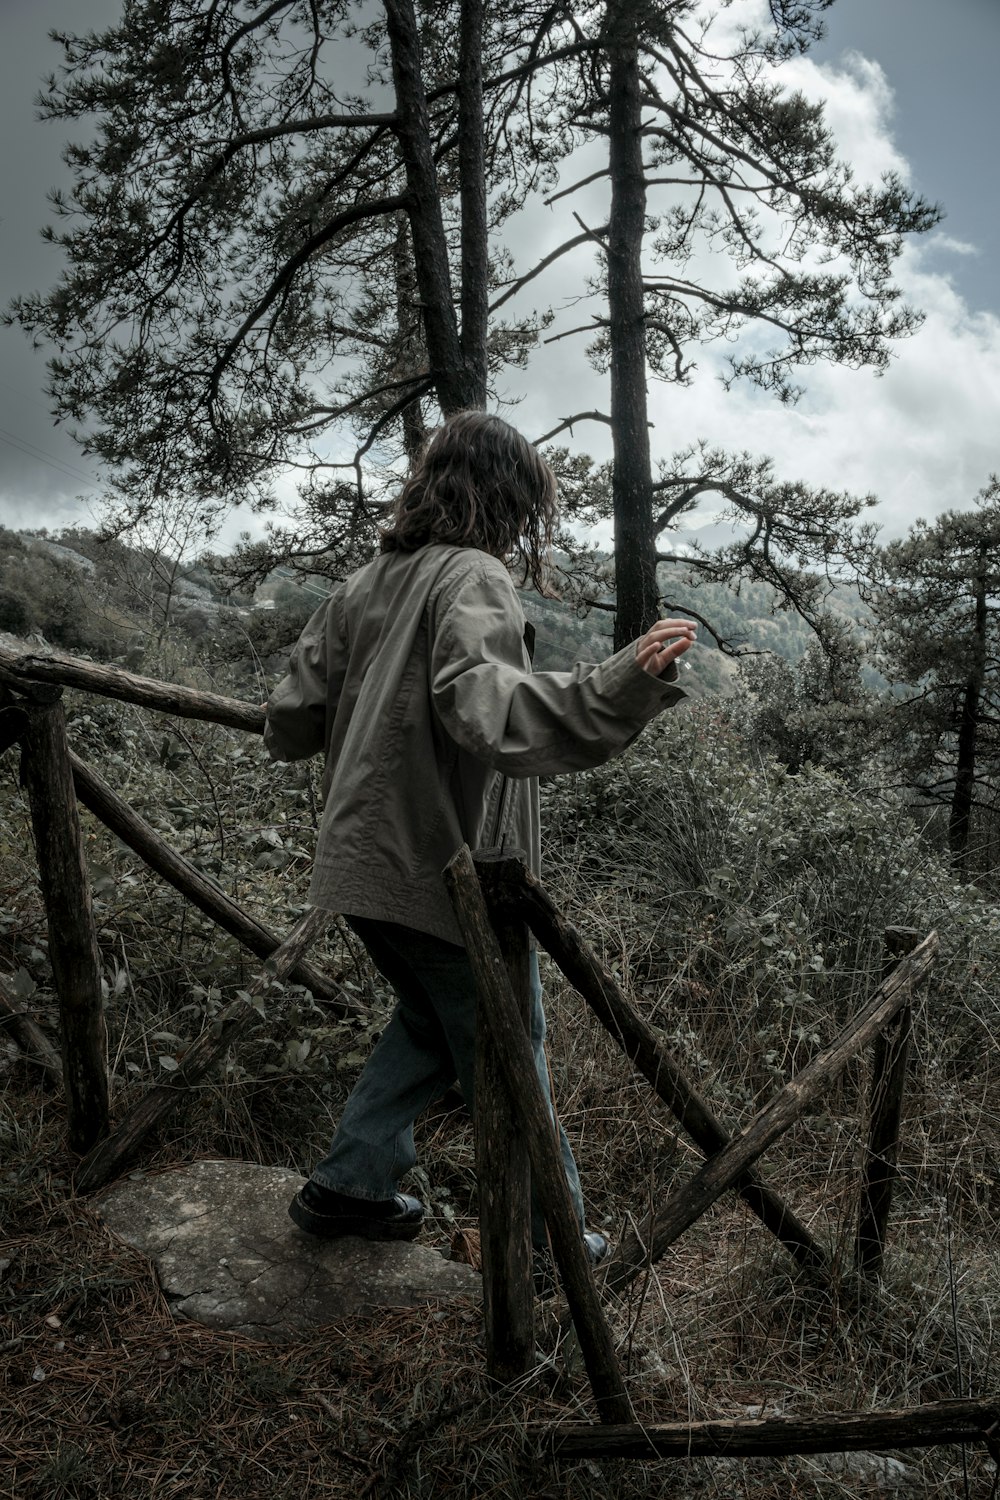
[312,918,585,1246]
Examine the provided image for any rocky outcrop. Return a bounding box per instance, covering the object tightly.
[97,1160,480,1341]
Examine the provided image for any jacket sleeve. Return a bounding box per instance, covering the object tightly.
[429,560,685,776]
[263,589,346,763]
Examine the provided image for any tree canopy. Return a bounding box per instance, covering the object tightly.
[10,0,939,644]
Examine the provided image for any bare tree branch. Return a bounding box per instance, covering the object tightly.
[490,226,608,312]
[534,411,613,444]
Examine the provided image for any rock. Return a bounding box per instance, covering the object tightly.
[796,1450,920,1492]
[27,538,97,575]
[97,1160,480,1341]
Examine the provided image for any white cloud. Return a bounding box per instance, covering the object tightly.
[501,34,1000,548]
[778,51,908,185]
[929,233,980,259]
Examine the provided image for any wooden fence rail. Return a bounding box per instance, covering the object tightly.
[535,1396,1000,1460]
[0,644,264,734]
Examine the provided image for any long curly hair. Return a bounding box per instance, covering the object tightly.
[380,411,557,593]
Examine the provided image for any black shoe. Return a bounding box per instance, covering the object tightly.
[532,1230,611,1299]
[289,1180,425,1241]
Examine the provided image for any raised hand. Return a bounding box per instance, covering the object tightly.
[635,618,697,677]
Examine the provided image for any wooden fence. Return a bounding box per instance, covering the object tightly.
[1,640,997,1469]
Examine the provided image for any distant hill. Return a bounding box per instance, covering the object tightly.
[2,527,868,697]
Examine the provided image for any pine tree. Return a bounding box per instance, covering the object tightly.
[867,482,1000,869]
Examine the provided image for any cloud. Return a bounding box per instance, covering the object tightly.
[929,233,980,259]
[509,36,1000,548]
[779,51,908,185]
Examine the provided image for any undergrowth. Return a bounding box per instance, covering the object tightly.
[2,656,1000,1497]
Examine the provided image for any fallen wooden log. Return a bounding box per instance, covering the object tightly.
[535,1395,1000,1459]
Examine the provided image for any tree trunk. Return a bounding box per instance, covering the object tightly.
[948,540,988,868]
[384,0,468,416]
[458,0,488,409]
[393,214,429,463]
[20,697,110,1151]
[606,2,658,650]
[472,850,534,1383]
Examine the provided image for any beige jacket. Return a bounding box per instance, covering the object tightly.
[264,544,685,945]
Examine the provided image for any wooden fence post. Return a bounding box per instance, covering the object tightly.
[20,692,110,1152]
[444,845,632,1424]
[472,849,534,1383]
[855,927,921,1277]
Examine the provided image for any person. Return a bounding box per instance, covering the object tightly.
[264,410,696,1266]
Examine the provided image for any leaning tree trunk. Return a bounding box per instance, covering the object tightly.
[606,2,658,650]
[949,540,988,869]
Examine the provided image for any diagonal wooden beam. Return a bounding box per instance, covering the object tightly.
[501,862,829,1277]
[601,932,938,1294]
[69,750,359,1017]
[75,906,331,1193]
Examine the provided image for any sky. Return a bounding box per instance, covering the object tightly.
[0,0,996,551]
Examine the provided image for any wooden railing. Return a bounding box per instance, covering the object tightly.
[3,641,998,1468]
